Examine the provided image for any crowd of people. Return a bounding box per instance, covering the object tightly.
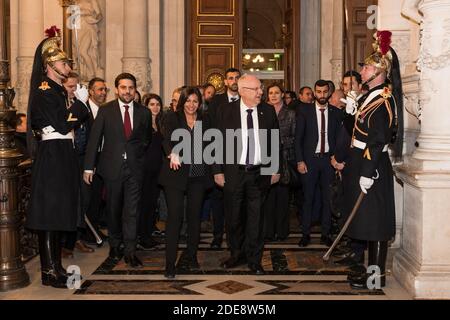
[24,28,399,290]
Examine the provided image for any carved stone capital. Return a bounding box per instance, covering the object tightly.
[122,57,152,94]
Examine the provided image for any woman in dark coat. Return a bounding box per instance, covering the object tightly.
[137,94,164,249]
[159,87,213,279]
[26,29,88,288]
[263,84,296,241]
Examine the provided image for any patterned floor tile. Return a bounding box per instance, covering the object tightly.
[257,280,385,296]
[74,280,204,295]
[206,280,254,294]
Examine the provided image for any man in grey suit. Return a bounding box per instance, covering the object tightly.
[84,73,152,267]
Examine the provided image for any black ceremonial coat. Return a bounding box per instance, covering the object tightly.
[344,84,396,241]
[26,77,88,232]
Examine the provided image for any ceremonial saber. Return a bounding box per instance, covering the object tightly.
[84,214,103,246]
[323,192,365,261]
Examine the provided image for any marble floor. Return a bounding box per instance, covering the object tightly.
[0,233,412,300]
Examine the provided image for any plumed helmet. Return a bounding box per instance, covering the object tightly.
[41,26,68,65]
[360,31,394,78]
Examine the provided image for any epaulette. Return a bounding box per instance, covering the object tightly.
[380,87,392,100]
[39,81,51,91]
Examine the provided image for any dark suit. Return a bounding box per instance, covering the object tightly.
[295,103,340,237]
[72,100,105,233]
[84,99,152,255]
[207,92,239,126]
[213,101,279,265]
[159,111,213,267]
[61,99,95,250]
[207,93,239,244]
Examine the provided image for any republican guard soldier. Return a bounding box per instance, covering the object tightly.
[341,30,403,289]
[26,26,89,288]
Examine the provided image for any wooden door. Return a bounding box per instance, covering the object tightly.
[344,0,378,72]
[283,0,301,91]
[187,0,242,93]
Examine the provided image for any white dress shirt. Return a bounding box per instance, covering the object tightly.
[228,92,240,103]
[118,99,134,129]
[89,99,100,119]
[239,100,262,165]
[315,102,330,153]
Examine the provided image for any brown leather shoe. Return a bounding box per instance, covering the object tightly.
[61,248,74,259]
[75,240,95,253]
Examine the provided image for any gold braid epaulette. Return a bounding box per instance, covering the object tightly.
[353,90,395,137]
[353,98,385,137]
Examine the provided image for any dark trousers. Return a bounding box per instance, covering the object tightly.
[86,173,105,227]
[300,155,334,236]
[263,184,289,239]
[62,154,90,250]
[138,171,160,241]
[210,186,225,242]
[105,161,142,255]
[164,177,206,267]
[351,238,367,259]
[224,170,266,265]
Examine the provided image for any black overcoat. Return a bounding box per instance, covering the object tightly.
[26,77,88,231]
[345,84,396,241]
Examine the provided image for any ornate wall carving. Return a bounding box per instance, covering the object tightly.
[418,18,450,70]
[75,0,104,82]
[122,58,152,94]
[16,57,33,113]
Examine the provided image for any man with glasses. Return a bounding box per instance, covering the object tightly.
[207,68,241,249]
[213,74,280,275]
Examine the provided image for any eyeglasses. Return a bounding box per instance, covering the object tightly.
[242,86,264,92]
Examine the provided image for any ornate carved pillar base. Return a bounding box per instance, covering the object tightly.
[0,59,29,291]
[394,164,450,299]
[393,0,450,299]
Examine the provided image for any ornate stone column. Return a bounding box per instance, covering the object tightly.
[330,0,343,86]
[163,0,185,105]
[393,0,450,299]
[16,0,43,112]
[60,0,75,61]
[122,0,151,94]
[0,0,30,292]
[300,0,321,87]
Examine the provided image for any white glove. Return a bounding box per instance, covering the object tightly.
[359,176,374,194]
[74,84,89,104]
[340,91,362,116]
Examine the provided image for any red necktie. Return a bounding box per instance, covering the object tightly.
[123,105,132,140]
[320,108,326,154]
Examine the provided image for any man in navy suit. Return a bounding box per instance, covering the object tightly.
[295,80,340,247]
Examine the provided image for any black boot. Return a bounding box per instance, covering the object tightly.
[51,231,68,277]
[38,231,68,288]
[349,241,388,289]
[368,241,387,288]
